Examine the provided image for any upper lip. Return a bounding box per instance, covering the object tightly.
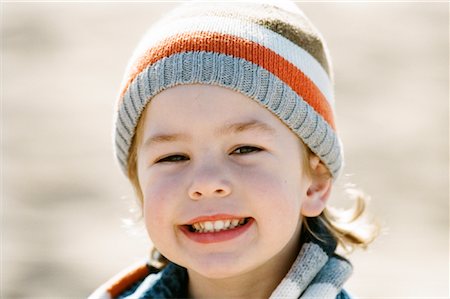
[184,214,250,225]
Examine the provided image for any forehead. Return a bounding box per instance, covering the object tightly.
[143,84,287,133]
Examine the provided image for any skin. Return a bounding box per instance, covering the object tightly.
[136,84,331,299]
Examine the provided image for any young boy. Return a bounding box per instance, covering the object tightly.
[90,1,377,298]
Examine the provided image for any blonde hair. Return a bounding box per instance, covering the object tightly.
[127,106,379,268]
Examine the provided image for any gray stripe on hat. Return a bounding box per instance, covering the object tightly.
[322,134,336,158]
[129,79,141,116]
[302,113,319,139]
[115,51,342,177]
[312,122,328,149]
[138,71,151,106]
[280,90,297,122]
[115,136,127,156]
[306,114,328,148]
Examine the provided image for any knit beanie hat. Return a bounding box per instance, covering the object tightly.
[114,0,343,179]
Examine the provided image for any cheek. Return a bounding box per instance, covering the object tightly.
[239,167,303,251]
[238,166,304,219]
[140,174,181,239]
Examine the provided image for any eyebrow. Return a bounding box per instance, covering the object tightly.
[143,120,276,148]
[218,120,276,136]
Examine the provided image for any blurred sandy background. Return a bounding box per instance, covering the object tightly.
[3,2,449,298]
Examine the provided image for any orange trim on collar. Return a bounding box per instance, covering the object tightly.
[107,264,150,298]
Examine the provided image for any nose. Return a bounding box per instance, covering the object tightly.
[188,162,232,200]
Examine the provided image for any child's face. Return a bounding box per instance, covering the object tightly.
[136,84,312,279]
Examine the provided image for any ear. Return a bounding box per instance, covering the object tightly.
[301,156,332,217]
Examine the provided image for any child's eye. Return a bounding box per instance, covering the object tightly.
[156,154,189,163]
[231,146,262,155]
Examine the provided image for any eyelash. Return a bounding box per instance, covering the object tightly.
[155,146,262,163]
[232,145,262,155]
[156,154,188,163]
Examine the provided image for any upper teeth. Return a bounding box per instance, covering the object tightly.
[191,219,246,233]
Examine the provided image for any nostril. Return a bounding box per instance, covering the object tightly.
[190,191,202,199]
[189,185,231,200]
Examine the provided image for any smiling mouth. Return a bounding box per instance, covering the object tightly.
[185,217,252,233]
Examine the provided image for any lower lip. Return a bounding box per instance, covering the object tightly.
[179,219,254,244]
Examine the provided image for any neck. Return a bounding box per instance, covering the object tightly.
[188,271,277,299]
[187,227,302,299]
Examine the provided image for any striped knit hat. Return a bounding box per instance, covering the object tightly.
[114,0,343,179]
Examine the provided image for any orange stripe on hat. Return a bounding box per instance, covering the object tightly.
[120,31,335,130]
